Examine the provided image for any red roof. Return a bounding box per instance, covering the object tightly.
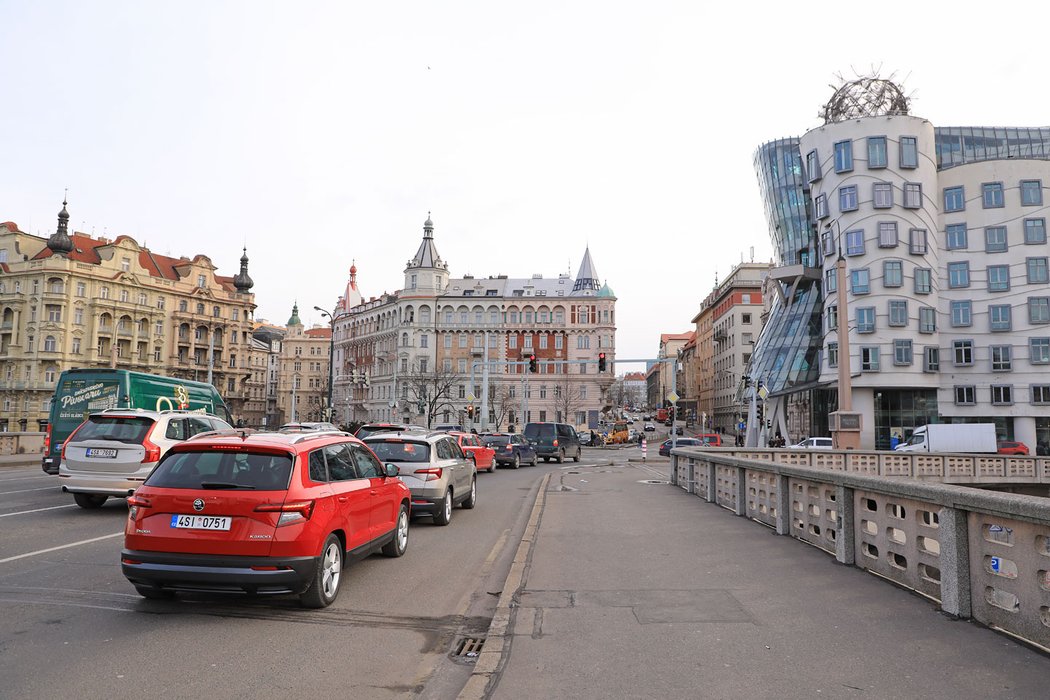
[660,332,693,343]
[305,328,332,339]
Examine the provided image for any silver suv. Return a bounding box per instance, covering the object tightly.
[363,431,476,525]
[59,409,233,509]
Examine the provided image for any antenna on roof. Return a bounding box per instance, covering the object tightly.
[750,246,755,262]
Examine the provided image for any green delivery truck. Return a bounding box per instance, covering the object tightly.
[42,369,232,474]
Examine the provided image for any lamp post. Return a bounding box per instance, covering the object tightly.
[825,220,861,449]
[314,305,337,423]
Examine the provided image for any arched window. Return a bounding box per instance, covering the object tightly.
[196,303,205,315]
[402,332,409,347]
[43,336,57,352]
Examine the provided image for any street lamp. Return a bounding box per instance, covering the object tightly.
[314,305,337,423]
[824,219,861,449]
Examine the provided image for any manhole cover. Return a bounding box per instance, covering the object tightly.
[638,479,669,485]
[453,637,485,661]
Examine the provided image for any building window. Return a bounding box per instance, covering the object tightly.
[121,257,130,272]
[947,261,970,288]
[742,313,752,324]
[539,335,548,349]
[76,281,86,297]
[1030,297,1050,324]
[419,334,428,348]
[914,268,932,294]
[824,268,837,293]
[946,223,968,250]
[1020,180,1043,206]
[850,269,870,295]
[991,345,1012,372]
[43,335,57,352]
[873,182,893,209]
[839,186,858,212]
[74,308,83,325]
[900,136,918,168]
[834,140,853,172]
[982,182,1005,208]
[155,320,164,335]
[100,286,109,300]
[1031,338,1050,364]
[991,385,1013,405]
[888,300,908,327]
[120,289,130,303]
[826,305,838,331]
[924,346,940,372]
[944,186,965,212]
[954,386,976,405]
[827,342,838,368]
[459,334,467,348]
[814,194,828,219]
[1032,385,1050,404]
[458,359,467,373]
[877,221,898,247]
[861,347,880,371]
[821,231,836,257]
[508,335,517,349]
[577,335,590,350]
[555,335,563,349]
[909,229,928,254]
[1024,218,1047,244]
[857,307,875,333]
[989,304,1012,332]
[903,183,922,209]
[894,339,913,366]
[883,261,903,288]
[950,300,972,327]
[806,149,821,182]
[845,229,865,256]
[47,305,61,322]
[988,265,1010,292]
[985,226,1008,253]
[953,340,974,366]
[72,337,81,354]
[867,136,887,168]
[919,306,936,333]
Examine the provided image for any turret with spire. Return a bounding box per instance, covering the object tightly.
[571,246,601,294]
[233,247,254,294]
[46,195,74,257]
[404,212,448,293]
[287,301,302,327]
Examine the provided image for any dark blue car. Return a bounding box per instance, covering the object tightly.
[480,433,537,469]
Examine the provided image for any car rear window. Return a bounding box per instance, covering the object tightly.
[356,425,403,440]
[71,416,153,444]
[482,436,510,446]
[146,450,293,490]
[366,440,431,463]
[523,424,554,439]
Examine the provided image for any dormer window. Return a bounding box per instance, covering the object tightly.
[198,274,207,288]
[121,257,130,272]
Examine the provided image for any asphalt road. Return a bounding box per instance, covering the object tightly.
[0,451,616,699]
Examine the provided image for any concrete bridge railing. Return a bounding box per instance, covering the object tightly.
[670,447,1050,651]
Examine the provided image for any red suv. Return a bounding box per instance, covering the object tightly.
[121,431,410,608]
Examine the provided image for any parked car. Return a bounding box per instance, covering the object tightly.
[696,433,723,447]
[523,422,582,463]
[450,431,496,472]
[997,440,1030,456]
[354,422,427,440]
[643,422,656,432]
[481,433,537,468]
[280,422,341,432]
[659,437,703,456]
[790,437,834,449]
[577,430,593,446]
[363,432,476,525]
[434,424,463,432]
[121,430,410,607]
[60,408,233,509]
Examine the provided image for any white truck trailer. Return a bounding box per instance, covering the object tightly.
[894,423,997,453]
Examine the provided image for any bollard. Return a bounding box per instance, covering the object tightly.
[641,438,647,462]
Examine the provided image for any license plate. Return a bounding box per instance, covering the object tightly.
[170,514,232,530]
[86,448,118,458]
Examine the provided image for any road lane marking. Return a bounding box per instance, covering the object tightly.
[0,504,78,518]
[0,486,61,495]
[0,531,123,564]
[0,475,53,483]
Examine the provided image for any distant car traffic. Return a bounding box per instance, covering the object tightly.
[523,422,581,463]
[354,423,427,440]
[480,433,538,468]
[790,437,834,449]
[643,422,656,432]
[121,430,410,607]
[997,440,1030,455]
[659,437,703,456]
[450,431,496,472]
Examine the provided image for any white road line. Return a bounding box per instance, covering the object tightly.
[0,475,52,483]
[0,504,78,518]
[0,486,61,495]
[0,531,123,564]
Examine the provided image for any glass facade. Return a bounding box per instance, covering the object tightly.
[935,127,1050,169]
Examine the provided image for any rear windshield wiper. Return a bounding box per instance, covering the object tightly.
[200,481,256,490]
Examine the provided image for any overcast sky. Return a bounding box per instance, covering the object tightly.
[4,1,1049,374]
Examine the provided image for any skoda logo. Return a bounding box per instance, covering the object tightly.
[192,498,205,512]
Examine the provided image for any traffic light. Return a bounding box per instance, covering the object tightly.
[598,352,607,372]
[467,405,475,419]
[528,354,538,373]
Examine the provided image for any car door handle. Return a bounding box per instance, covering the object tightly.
[370,490,377,495]
[337,497,348,503]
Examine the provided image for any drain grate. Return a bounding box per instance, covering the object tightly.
[638,479,669,485]
[454,637,486,659]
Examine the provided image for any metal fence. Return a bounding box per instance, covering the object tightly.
[671,447,1050,650]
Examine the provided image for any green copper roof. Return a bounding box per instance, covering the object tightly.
[597,282,615,297]
[287,301,301,326]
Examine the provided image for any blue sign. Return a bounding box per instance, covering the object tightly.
[738,421,746,431]
[990,556,1001,573]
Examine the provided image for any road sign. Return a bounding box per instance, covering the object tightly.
[466,393,476,402]
[667,391,679,404]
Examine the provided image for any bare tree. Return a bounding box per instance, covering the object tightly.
[552,372,586,426]
[489,383,515,431]
[400,362,465,428]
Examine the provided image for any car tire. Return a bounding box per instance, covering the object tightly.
[461,477,477,510]
[512,454,520,469]
[433,489,453,526]
[300,534,344,608]
[382,504,410,557]
[134,584,174,600]
[531,454,538,466]
[573,448,581,462]
[73,493,108,509]
[556,449,564,464]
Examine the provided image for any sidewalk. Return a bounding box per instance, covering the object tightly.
[485,462,1050,699]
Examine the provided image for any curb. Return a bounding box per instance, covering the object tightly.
[458,471,551,699]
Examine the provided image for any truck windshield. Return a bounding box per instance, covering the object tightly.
[907,433,925,446]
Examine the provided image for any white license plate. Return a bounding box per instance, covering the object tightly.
[86,448,118,458]
[170,514,232,530]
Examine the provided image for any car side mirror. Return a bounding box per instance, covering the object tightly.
[384,463,399,478]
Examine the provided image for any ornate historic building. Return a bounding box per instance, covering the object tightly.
[273,303,332,425]
[333,216,617,429]
[0,199,256,431]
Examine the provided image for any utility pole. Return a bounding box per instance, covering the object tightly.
[314,306,337,422]
[481,332,490,431]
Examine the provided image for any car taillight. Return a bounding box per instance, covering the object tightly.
[506,445,514,451]
[142,423,162,463]
[255,500,315,526]
[553,439,559,447]
[413,467,443,482]
[44,424,52,454]
[127,494,151,519]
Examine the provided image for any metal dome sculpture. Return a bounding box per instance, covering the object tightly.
[820,76,910,124]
